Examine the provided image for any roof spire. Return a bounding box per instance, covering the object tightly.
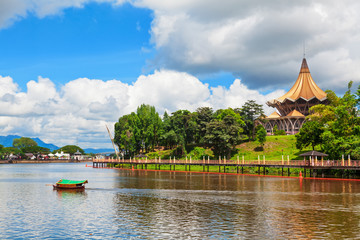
[300,58,310,73]
[303,40,306,58]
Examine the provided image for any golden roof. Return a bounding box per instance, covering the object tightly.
[267,111,281,119]
[275,58,327,103]
[286,109,304,117]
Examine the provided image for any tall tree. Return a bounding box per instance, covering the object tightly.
[13,137,37,149]
[114,112,140,156]
[136,104,162,152]
[204,108,245,158]
[194,107,214,143]
[305,81,360,159]
[168,110,196,155]
[238,100,265,140]
[295,121,323,150]
[255,125,267,148]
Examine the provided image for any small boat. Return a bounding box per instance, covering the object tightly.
[53,179,88,190]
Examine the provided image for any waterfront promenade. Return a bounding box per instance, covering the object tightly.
[93,157,360,177]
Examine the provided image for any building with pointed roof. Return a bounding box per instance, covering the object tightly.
[261,58,328,135]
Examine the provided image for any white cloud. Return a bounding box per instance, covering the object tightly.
[1,1,359,93]
[0,0,126,28]
[0,71,282,148]
[126,70,210,113]
[132,0,360,92]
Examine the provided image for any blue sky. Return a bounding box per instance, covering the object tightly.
[0,3,154,90]
[0,0,359,149]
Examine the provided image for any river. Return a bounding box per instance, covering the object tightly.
[0,163,359,239]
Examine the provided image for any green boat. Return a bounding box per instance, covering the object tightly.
[53,179,88,189]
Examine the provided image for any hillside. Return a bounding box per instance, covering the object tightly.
[147,135,315,161]
[236,135,314,160]
[0,135,59,152]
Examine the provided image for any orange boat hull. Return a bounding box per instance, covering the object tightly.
[53,184,86,189]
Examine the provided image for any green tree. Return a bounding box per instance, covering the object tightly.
[255,125,267,148]
[114,112,140,157]
[238,100,265,140]
[306,81,360,159]
[56,145,84,155]
[136,104,162,152]
[22,146,50,154]
[194,107,214,143]
[273,125,286,135]
[204,108,245,158]
[295,121,323,150]
[167,110,196,155]
[13,137,37,149]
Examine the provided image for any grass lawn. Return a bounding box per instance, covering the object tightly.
[235,135,316,160]
[146,135,318,161]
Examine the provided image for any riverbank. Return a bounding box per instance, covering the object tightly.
[0,159,91,164]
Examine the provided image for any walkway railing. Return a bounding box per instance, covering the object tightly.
[93,158,360,167]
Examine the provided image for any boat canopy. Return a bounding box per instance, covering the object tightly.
[56,179,88,185]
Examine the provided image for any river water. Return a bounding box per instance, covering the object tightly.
[0,163,359,239]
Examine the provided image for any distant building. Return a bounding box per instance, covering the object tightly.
[262,58,328,135]
[73,150,83,160]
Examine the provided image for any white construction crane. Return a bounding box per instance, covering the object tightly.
[106,124,120,159]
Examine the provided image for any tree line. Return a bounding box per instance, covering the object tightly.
[114,100,265,159]
[0,137,85,159]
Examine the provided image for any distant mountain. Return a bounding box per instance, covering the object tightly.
[0,135,59,151]
[0,135,114,153]
[83,148,115,154]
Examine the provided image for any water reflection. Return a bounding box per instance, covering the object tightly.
[1,164,360,239]
[109,170,360,239]
[54,189,87,200]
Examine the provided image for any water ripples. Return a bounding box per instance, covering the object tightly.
[1,164,360,239]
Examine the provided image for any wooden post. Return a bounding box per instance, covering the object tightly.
[342,155,344,166]
[242,155,244,165]
[208,156,210,164]
[321,156,323,166]
[190,156,192,164]
[348,155,351,166]
[186,156,188,164]
[237,155,239,165]
[219,155,221,164]
[263,155,265,165]
[287,155,290,165]
[282,155,284,165]
[258,155,260,164]
[203,156,205,164]
[174,156,176,164]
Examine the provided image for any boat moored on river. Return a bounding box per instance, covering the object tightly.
[53,179,88,190]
